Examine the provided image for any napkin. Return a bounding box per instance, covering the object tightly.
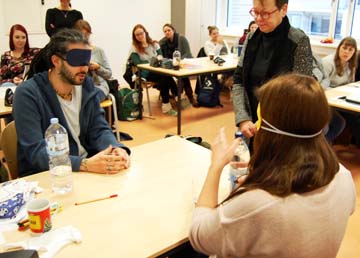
[4,226,82,258]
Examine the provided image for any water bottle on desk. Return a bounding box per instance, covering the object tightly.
[45,118,73,194]
[229,131,250,190]
[172,49,181,70]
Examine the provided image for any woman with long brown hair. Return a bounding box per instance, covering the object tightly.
[190,74,356,258]
[322,36,360,146]
[130,24,178,116]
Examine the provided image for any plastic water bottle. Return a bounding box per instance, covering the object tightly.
[229,131,250,190]
[172,49,181,70]
[45,118,73,194]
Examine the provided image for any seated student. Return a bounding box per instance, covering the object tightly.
[322,36,359,145]
[130,24,178,116]
[0,24,40,86]
[159,23,198,107]
[355,51,360,82]
[73,19,111,101]
[238,20,258,45]
[204,26,229,56]
[13,29,130,177]
[189,74,356,258]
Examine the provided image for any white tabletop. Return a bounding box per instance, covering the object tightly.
[325,82,360,113]
[2,136,230,258]
[137,55,239,78]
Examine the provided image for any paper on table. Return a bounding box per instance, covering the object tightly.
[3,225,82,258]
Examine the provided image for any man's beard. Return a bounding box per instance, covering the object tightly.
[59,62,86,85]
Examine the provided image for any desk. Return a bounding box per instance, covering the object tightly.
[3,136,230,257]
[325,82,360,113]
[138,55,238,134]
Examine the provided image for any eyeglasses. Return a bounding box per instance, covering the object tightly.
[135,31,145,37]
[249,8,279,19]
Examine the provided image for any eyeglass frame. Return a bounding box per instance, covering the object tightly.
[134,31,145,37]
[249,7,279,19]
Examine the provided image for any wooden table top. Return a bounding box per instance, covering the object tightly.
[2,136,230,258]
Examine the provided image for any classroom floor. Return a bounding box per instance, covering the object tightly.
[119,86,360,258]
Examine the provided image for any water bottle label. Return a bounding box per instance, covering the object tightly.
[46,134,68,156]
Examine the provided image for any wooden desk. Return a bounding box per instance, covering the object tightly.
[137,55,238,134]
[3,136,230,258]
[325,82,360,113]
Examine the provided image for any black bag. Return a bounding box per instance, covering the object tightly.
[4,88,14,107]
[197,76,222,107]
[123,57,136,89]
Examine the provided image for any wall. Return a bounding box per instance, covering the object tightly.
[185,0,217,57]
[0,0,171,83]
[171,0,185,35]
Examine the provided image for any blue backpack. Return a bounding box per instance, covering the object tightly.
[197,76,222,107]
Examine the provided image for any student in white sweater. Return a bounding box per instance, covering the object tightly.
[204,26,229,56]
[189,74,356,258]
[322,36,359,145]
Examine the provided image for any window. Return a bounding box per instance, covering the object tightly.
[217,0,360,41]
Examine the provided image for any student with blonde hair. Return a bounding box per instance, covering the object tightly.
[204,26,229,56]
[190,74,356,258]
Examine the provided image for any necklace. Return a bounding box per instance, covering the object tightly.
[55,89,73,100]
[61,10,69,18]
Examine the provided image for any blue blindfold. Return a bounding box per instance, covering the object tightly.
[59,49,91,67]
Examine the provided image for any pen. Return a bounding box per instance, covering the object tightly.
[75,194,118,206]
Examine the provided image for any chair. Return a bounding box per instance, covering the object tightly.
[1,121,18,180]
[100,94,120,142]
[132,66,158,118]
[100,93,120,142]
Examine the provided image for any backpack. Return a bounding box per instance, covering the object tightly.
[117,88,141,121]
[123,57,136,89]
[197,76,222,107]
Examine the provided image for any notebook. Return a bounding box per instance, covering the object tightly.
[345,94,360,104]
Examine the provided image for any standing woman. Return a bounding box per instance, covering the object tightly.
[130,24,178,116]
[159,23,197,107]
[190,74,356,258]
[322,36,360,146]
[45,0,83,37]
[74,19,111,101]
[0,24,40,86]
[204,26,229,56]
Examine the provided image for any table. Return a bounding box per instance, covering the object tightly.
[325,82,360,113]
[3,136,230,257]
[138,55,239,134]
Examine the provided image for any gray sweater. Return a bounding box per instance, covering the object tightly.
[322,54,352,87]
[90,46,112,97]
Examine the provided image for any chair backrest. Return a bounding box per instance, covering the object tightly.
[1,121,18,180]
[197,47,207,58]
